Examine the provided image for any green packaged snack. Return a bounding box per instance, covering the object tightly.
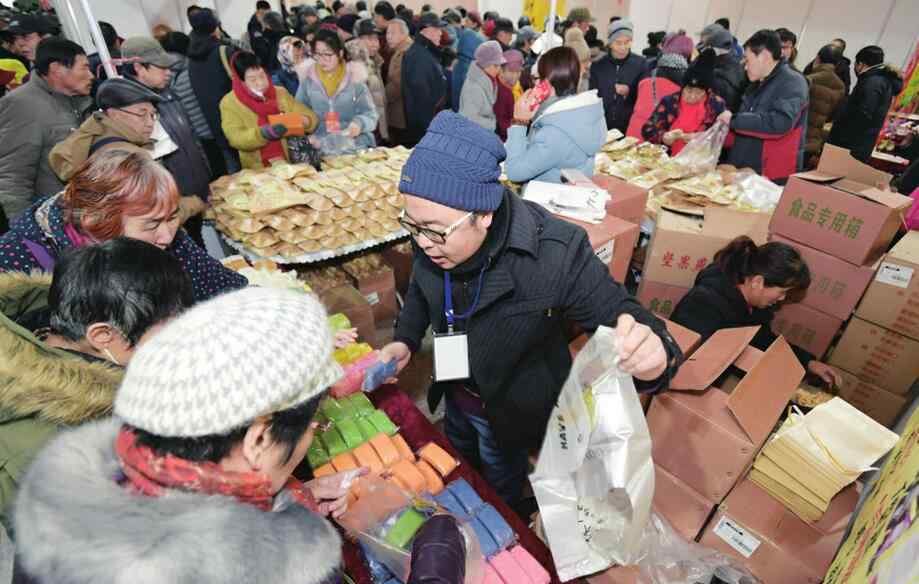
[336,418,364,449]
[328,313,352,333]
[368,409,398,436]
[321,398,349,423]
[322,428,348,457]
[307,441,329,469]
[356,417,379,441]
[347,393,374,415]
[384,508,426,549]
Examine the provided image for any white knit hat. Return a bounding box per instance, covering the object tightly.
[114,287,343,437]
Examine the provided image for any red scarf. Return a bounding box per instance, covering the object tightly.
[670,95,709,155]
[115,428,319,512]
[231,69,286,167]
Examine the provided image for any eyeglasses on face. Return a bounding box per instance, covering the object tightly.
[398,210,473,244]
[117,108,159,122]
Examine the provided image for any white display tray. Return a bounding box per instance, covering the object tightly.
[220,228,409,264]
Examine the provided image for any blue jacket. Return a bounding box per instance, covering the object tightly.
[272,67,300,99]
[452,29,485,112]
[505,91,607,184]
[296,61,379,151]
[0,195,246,303]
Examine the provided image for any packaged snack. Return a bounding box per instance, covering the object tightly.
[331,451,359,472]
[369,433,400,468]
[352,442,385,474]
[419,443,459,477]
[415,460,444,495]
[368,410,398,436]
[383,508,427,549]
[391,434,415,462]
[389,459,426,494]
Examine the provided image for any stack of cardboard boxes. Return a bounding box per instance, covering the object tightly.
[766,146,910,363]
[826,231,919,426]
[637,207,770,319]
[767,146,914,426]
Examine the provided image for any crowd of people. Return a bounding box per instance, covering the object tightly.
[0,2,913,582]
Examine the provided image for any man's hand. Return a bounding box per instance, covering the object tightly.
[616,314,668,381]
[717,110,733,126]
[307,467,369,518]
[614,83,630,97]
[808,360,843,388]
[380,341,412,375]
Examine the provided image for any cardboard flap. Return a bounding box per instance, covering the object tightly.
[797,145,892,186]
[891,231,919,264]
[733,345,764,373]
[829,180,913,211]
[670,326,760,391]
[727,336,805,445]
[663,318,703,358]
[702,208,770,245]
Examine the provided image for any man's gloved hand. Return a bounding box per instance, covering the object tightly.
[260,123,288,140]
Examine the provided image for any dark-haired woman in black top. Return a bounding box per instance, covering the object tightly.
[670,236,843,386]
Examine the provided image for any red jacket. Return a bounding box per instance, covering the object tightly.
[626,73,681,139]
[495,79,515,141]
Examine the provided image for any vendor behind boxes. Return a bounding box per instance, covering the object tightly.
[670,236,842,385]
[380,111,682,513]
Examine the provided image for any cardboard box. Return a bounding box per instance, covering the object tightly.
[663,318,703,358]
[647,327,805,503]
[564,214,639,284]
[381,241,414,299]
[344,266,398,326]
[835,368,910,428]
[828,317,919,395]
[636,279,690,319]
[855,231,919,341]
[653,464,716,542]
[591,175,649,225]
[769,234,878,320]
[772,302,845,359]
[644,208,770,288]
[769,145,909,266]
[319,284,376,346]
[699,479,859,584]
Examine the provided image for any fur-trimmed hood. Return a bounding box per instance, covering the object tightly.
[15,418,342,584]
[0,272,123,426]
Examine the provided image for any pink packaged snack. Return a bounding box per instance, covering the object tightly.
[489,550,529,583]
[330,351,380,397]
[510,546,550,584]
[482,562,504,584]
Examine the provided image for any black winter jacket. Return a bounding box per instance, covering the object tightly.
[401,35,448,146]
[711,52,747,113]
[828,65,903,162]
[394,192,682,453]
[186,34,236,155]
[670,264,814,367]
[156,87,212,200]
[589,51,648,133]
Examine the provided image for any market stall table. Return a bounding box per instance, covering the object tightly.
[337,385,569,584]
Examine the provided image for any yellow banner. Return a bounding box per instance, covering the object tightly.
[523,0,567,32]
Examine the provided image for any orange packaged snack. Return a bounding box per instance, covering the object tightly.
[313,463,336,478]
[267,112,305,136]
[352,442,385,474]
[331,452,358,472]
[392,434,415,462]
[418,442,459,477]
[390,459,426,494]
[369,433,400,468]
[415,459,445,495]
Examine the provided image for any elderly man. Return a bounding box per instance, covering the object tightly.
[0,37,92,221]
[381,112,681,513]
[385,18,412,146]
[401,12,449,146]
[589,18,648,133]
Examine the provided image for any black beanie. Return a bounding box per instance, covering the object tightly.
[684,49,716,90]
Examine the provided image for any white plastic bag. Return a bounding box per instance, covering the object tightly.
[532,326,655,581]
[672,120,730,173]
[732,172,783,212]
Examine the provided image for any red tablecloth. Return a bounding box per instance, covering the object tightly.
[339,384,567,583]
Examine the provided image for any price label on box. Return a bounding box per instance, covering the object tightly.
[876,263,914,288]
[713,516,761,558]
[595,240,614,265]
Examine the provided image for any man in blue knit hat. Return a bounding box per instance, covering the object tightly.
[381,111,682,514]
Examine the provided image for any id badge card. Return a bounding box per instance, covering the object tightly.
[433,331,470,382]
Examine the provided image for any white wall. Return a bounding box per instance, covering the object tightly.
[629,0,919,73]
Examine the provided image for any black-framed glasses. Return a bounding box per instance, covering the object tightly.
[398,209,472,244]
[293,40,304,49]
[117,108,159,122]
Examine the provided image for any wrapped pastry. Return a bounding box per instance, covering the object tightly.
[302,224,331,239]
[277,243,304,259]
[221,255,249,271]
[293,177,318,192]
[249,243,281,258]
[381,219,401,232]
[322,187,350,208]
[281,207,315,226]
[366,221,390,239]
[386,193,404,208]
[263,214,296,232]
[319,235,341,249]
[358,201,376,213]
[311,210,334,225]
[269,163,298,180]
[278,229,308,244]
[331,207,350,221]
[306,194,334,212]
[252,259,278,271]
[298,240,322,253]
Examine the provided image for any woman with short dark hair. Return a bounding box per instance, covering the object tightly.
[504,45,606,183]
[0,237,193,529]
[670,236,843,386]
[0,149,247,302]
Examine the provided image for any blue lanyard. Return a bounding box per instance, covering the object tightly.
[444,267,486,333]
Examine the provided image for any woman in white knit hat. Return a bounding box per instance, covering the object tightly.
[12,287,468,584]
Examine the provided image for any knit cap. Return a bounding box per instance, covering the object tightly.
[657,52,688,72]
[607,18,633,44]
[475,40,506,68]
[399,111,506,212]
[502,49,524,72]
[114,287,343,438]
[661,31,694,60]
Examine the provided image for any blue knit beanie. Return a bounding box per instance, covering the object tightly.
[399,111,506,212]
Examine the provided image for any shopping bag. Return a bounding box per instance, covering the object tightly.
[672,119,730,173]
[532,326,655,581]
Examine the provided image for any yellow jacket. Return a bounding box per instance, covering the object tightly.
[219,86,318,170]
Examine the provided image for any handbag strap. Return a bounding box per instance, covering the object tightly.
[218,45,233,79]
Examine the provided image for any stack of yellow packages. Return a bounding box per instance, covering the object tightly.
[750,398,899,523]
